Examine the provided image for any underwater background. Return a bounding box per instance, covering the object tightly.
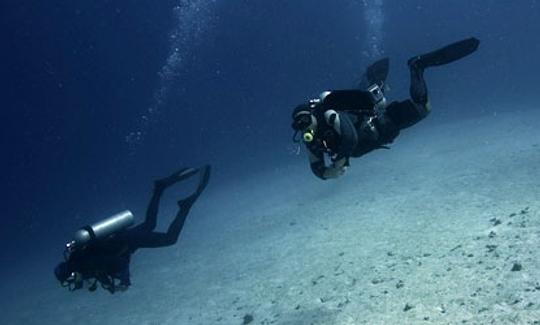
[2,0,540,324]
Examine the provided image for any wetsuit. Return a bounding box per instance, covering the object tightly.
[59,166,210,293]
[295,38,479,180]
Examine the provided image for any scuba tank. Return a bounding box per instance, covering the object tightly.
[66,210,134,252]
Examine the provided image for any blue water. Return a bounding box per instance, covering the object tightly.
[2,1,540,324]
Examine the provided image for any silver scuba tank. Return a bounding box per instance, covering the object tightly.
[66,210,134,251]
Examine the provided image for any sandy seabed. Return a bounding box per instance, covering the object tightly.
[3,109,540,325]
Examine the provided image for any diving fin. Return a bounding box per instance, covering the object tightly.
[408,37,480,69]
[357,57,389,89]
[177,165,211,208]
[366,57,389,85]
[154,167,199,190]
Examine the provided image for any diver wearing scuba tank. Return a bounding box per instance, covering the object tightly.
[291,37,480,180]
[54,165,211,294]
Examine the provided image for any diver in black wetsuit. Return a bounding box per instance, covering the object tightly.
[54,165,211,293]
[291,38,480,180]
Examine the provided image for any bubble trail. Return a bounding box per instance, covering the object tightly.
[126,0,217,150]
[362,0,384,59]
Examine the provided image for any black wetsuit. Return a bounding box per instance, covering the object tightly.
[299,37,479,180]
[62,166,210,293]
[304,89,428,180]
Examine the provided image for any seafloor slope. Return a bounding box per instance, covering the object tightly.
[3,108,540,324]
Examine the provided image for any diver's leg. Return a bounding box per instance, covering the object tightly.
[406,37,480,113]
[133,167,200,233]
[129,165,211,248]
[408,60,429,107]
[131,185,164,233]
[407,37,480,104]
[131,207,191,248]
[153,166,210,247]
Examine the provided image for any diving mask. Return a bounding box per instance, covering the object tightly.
[292,110,317,143]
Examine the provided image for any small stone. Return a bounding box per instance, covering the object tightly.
[403,303,414,312]
[371,278,384,284]
[488,231,496,238]
[295,305,301,310]
[450,244,462,252]
[396,280,404,289]
[242,314,254,325]
[511,263,522,272]
[486,245,497,252]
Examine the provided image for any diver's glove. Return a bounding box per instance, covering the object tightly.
[323,157,348,179]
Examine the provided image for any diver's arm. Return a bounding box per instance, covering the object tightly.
[308,149,326,179]
[308,148,347,180]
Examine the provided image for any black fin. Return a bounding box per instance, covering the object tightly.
[409,37,480,69]
[366,57,389,85]
[357,57,389,89]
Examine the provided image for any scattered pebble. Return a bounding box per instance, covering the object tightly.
[511,263,522,272]
[450,244,462,252]
[312,275,324,285]
[485,245,497,252]
[371,278,384,285]
[403,303,414,312]
[242,314,254,325]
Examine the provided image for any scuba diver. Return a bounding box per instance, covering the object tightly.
[54,165,211,293]
[291,37,480,180]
